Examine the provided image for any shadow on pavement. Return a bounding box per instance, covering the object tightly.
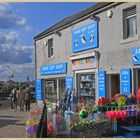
[0,119,18,128]
[0,116,16,118]
[15,123,25,126]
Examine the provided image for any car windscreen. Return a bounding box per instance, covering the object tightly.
[30,87,35,92]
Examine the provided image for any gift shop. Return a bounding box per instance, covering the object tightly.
[70,21,99,104]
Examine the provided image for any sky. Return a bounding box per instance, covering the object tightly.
[0,2,95,82]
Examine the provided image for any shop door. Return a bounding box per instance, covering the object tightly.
[138,69,140,87]
[134,69,140,93]
[111,74,120,97]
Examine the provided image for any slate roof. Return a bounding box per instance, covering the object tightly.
[34,2,123,40]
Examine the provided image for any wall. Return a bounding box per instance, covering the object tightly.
[36,27,73,80]
[98,2,140,95]
[98,2,140,72]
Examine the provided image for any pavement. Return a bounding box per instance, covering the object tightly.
[0,99,36,138]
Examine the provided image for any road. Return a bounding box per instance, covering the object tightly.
[0,99,36,138]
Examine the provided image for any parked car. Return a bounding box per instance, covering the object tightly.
[29,86,35,101]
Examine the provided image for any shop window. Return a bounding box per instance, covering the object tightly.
[123,6,137,39]
[78,73,95,103]
[45,80,57,103]
[48,38,53,58]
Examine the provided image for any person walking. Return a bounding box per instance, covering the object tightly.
[25,86,31,111]
[11,88,18,111]
[17,86,25,111]
[136,85,140,104]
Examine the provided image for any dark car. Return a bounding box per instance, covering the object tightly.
[29,86,35,101]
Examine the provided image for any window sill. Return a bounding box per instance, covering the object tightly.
[120,35,139,44]
[48,55,54,60]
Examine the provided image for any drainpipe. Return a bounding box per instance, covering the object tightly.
[95,50,100,104]
[57,78,59,104]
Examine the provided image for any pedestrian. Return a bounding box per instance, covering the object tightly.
[127,93,137,105]
[17,86,25,111]
[136,85,140,104]
[25,86,31,111]
[11,88,18,111]
[70,89,76,112]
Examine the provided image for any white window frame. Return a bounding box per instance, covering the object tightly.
[123,6,137,39]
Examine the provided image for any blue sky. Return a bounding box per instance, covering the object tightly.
[0,2,95,82]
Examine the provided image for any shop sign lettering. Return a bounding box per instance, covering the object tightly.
[131,48,140,65]
[72,21,98,53]
[40,62,67,75]
[65,77,73,95]
[120,68,131,94]
[36,79,43,100]
[98,71,106,98]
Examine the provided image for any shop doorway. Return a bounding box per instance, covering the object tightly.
[138,70,140,87]
[134,68,140,94]
[111,74,120,97]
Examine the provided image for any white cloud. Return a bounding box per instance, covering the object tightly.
[25,25,33,32]
[0,3,34,81]
[16,17,26,26]
[0,3,27,29]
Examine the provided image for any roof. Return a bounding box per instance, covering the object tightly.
[34,2,122,41]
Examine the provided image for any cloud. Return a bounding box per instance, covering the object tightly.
[0,3,26,29]
[0,3,34,81]
[25,26,33,32]
[0,31,19,46]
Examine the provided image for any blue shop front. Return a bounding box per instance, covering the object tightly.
[36,62,73,103]
[97,47,140,99]
[70,21,99,103]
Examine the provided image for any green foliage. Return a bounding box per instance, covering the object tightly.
[116,96,127,106]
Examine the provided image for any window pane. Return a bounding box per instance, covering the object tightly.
[48,38,53,58]
[51,47,53,56]
[45,80,57,103]
[48,46,51,58]
[48,39,53,47]
[127,16,137,37]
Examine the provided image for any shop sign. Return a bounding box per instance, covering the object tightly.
[72,21,98,53]
[40,62,67,75]
[65,77,73,95]
[72,57,96,70]
[36,79,43,100]
[131,48,140,65]
[120,68,131,94]
[98,71,106,98]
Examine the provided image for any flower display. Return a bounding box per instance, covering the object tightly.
[105,110,126,120]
